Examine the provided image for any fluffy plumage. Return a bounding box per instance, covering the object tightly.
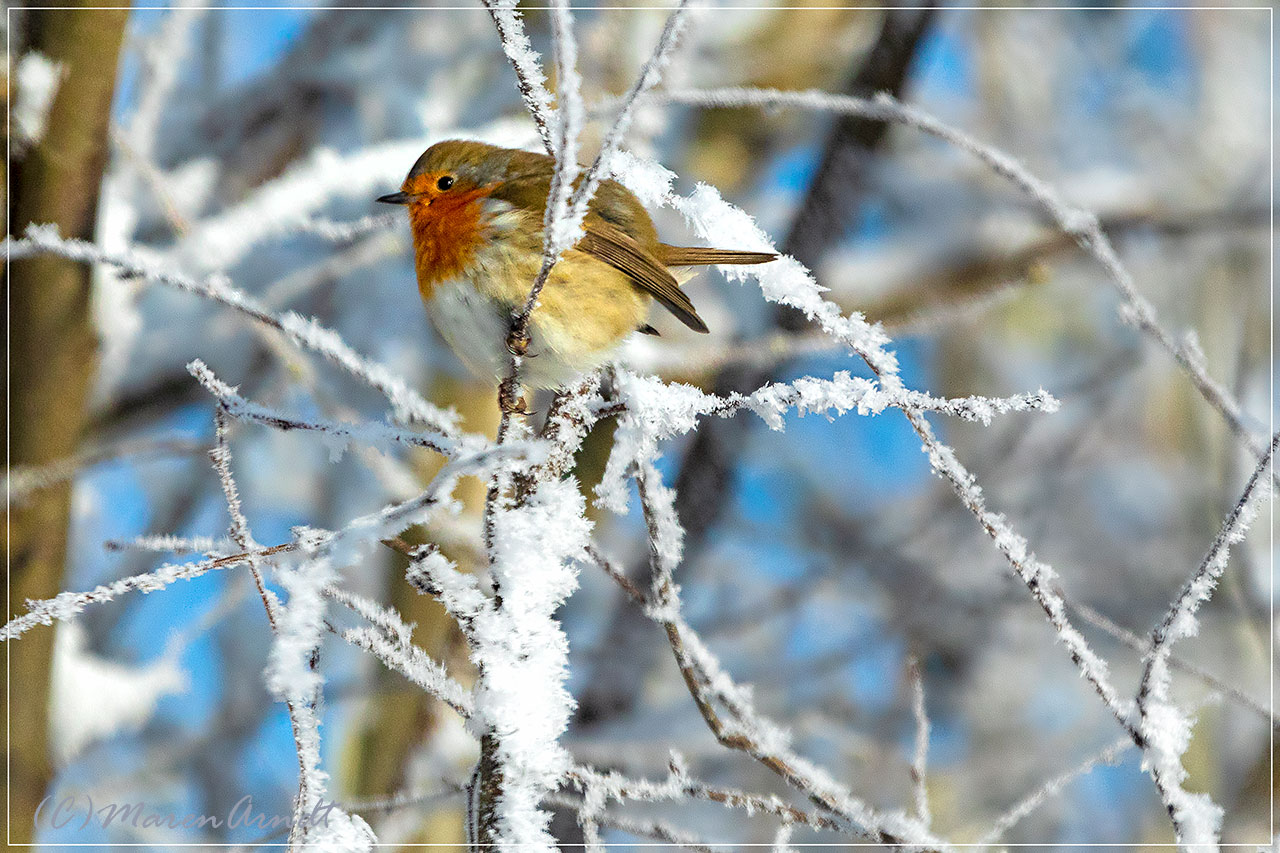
[382,140,775,388]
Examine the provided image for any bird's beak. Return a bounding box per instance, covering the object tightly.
[376,191,414,205]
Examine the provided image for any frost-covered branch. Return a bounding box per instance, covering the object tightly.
[0,543,295,642]
[607,149,1134,742]
[8,225,461,435]
[289,212,400,243]
[327,582,474,719]
[188,359,484,459]
[3,412,531,647]
[124,4,204,164]
[595,465,948,850]
[1068,600,1273,725]
[169,137,439,273]
[103,534,228,554]
[503,0,586,387]
[568,1,688,232]
[481,0,557,154]
[1134,430,1278,847]
[541,791,717,852]
[209,405,340,850]
[500,0,689,409]
[602,368,1058,443]
[653,86,1272,479]
[460,477,593,849]
[210,407,280,625]
[340,626,473,720]
[566,760,848,837]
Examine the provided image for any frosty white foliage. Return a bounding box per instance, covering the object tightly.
[50,621,187,763]
[13,51,62,145]
[472,478,592,850]
[9,226,460,434]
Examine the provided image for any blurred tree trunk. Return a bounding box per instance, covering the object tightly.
[3,4,129,841]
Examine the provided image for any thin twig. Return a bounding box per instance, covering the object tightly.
[6,436,208,504]
[907,657,931,828]
[609,469,946,850]
[655,85,1273,483]
[1133,430,1279,844]
[1068,599,1273,726]
[8,226,461,436]
[977,737,1134,845]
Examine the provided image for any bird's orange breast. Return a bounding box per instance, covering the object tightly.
[408,188,493,299]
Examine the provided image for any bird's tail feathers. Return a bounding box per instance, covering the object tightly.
[656,245,777,266]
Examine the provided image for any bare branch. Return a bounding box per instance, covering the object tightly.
[908,657,931,828]
[1134,430,1279,846]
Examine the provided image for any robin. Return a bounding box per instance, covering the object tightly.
[377,140,775,392]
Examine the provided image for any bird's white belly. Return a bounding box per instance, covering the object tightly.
[426,278,511,381]
[425,278,611,389]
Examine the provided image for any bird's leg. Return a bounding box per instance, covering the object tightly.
[506,328,530,357]
[498,375,529,416]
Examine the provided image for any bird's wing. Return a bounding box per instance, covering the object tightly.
[577,219,708,333]
[489,174,709,333]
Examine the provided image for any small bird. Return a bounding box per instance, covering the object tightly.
[378,140,775,391]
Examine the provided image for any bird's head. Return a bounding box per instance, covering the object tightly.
[377,140,510,209]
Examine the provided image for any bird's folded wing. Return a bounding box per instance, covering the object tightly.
[577,219,709,333]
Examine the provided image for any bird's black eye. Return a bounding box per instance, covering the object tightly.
[436,175,454,191]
